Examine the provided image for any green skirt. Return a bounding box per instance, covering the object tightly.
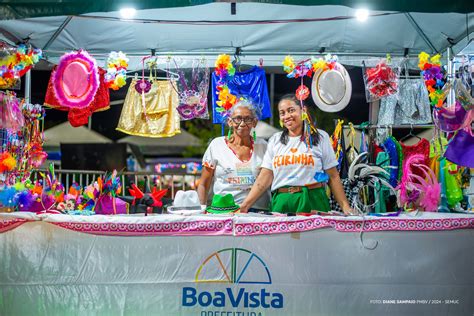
[271,186,330,214]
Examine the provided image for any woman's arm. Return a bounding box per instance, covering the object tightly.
[239,168,274,213]
[326,167,353,215]
[197,167,215,205]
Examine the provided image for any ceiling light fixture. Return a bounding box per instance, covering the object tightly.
[120,7,136,19]
[355,9,369,22]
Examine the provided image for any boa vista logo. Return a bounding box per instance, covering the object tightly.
[182,248,283,309]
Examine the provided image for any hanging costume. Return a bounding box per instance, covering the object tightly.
[211,66,271,124]
[378,79,432,126]
[44,67,110,127]
[116,79,180,137]
[168,58,210,120]
[400,138,430,179]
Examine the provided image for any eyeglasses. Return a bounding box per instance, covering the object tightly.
[231,116,255,124]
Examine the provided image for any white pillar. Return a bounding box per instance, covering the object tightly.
[24,69,31,103]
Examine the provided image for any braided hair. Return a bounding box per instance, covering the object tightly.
[278,94,321,146]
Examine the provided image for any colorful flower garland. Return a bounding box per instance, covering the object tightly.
[105,51,128,90]
[282,55,338,149]
[0,44,42,88]
[282,54,337,100]
[418,52,446,108]
[214,54,237,114]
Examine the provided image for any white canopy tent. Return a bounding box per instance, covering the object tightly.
[2,1,473,155]
[0,2,473,70]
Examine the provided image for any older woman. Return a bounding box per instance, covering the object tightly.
[240,94,353,214]
[198,100,270,211]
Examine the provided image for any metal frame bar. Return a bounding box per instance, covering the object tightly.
[343,124,435,129]
[42,16,73,50]
[43,49,421,58]
[404,12,438,53]
[0,27,22,44]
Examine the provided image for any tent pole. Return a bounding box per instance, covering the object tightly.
[270,73,275,126]
[447,46,455,105]
[25,69,31,103]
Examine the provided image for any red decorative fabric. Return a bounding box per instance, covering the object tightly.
[401,138,430,178]
[44,66,110,126]
[373,144,384,161]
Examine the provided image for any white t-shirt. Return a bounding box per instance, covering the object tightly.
[261,130,338,192]
[202,136,270,210]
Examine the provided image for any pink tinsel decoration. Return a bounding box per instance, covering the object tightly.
[52,50,99,109]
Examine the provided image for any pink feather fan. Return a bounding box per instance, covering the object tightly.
[398,154,440,211]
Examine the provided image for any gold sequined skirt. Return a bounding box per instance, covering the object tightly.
[116,80,180,137]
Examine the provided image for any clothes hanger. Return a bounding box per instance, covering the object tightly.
[232,49,244,72]
[399,57,423,79]
[232,47,254,72]
[399,124,422,143]
[125,55,180,80]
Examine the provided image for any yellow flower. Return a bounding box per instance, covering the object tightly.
[215,54,231,68]
[217,86,237,110]
[430,54,441,65]
[23,56,33,65]
[282,55,295,70]
[418,51,429,63]
[312,59,327,70]
[115,76,126,87]
[119,60,128,68]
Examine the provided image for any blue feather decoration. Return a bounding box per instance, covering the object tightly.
[0,188,18,207]
[17,191,35,211]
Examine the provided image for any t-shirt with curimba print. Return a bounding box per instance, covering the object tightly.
[261,130,338,192]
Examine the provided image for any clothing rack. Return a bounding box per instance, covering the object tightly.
[343,124,435,130]
[338,123,437,164]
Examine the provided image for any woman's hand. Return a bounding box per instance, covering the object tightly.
[240,168,274,213]
[342,207,356,216]
[239,203,250,213]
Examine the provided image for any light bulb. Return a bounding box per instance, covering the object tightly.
[355,9,369,22]
[120,7,136,19]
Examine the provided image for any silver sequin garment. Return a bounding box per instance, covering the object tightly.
[378,79,432,126]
